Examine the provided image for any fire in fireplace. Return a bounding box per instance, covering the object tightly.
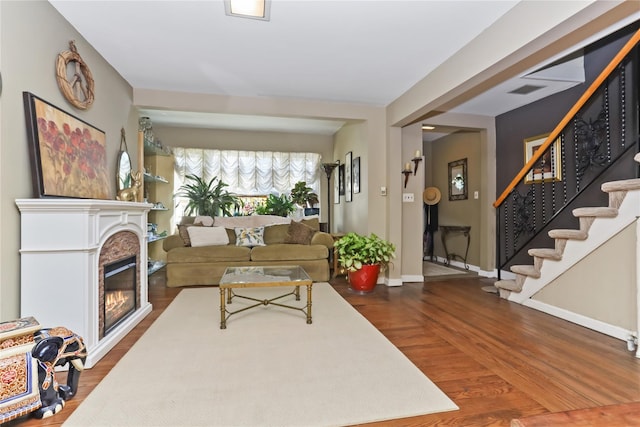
[104,256,137,336]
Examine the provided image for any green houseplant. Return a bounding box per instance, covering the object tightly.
[290,181,319,208]
[175,174,240,217]
[334,232,396,293]
[254,194,296,217]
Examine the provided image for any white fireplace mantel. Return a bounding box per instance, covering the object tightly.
[16,199,153,368]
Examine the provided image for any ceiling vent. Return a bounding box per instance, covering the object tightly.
[508,84,546,95]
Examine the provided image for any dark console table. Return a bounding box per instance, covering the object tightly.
[439,225,471,269]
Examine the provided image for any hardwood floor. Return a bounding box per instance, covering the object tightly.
[7,272,640,426]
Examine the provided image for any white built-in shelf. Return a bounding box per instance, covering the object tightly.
[148,234,167,243]
[143,140,171,157]
[143,172,168,183]
[148,260,166,276]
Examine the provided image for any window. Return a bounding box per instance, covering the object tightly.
[173,148,322,224]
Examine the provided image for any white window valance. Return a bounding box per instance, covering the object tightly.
[172,148,322,221]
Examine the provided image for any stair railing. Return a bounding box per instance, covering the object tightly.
[494,28,640,276]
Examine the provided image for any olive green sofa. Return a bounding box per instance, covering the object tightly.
[162,215,332,287]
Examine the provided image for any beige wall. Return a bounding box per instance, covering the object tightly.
[400,123,424,279]
[0,1,137,319]
[429,131,482,268]
[152,126,334,225]
[333,122,368,235]
[135,90,390,238]
[533,224,637,330]
[421,112,496,273]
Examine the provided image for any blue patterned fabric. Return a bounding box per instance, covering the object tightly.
[234,227,266,247]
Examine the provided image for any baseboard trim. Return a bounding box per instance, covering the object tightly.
[524,298,636,343]
[384,277,403,287]
[401,274,425,283]
[426,257,500,279]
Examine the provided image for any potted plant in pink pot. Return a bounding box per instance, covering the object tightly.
[334,232,396,293]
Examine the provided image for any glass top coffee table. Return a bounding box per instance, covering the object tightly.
[218,265,313,329]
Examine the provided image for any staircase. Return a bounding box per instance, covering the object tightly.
[495,153,640,327]
[491,28,640,351]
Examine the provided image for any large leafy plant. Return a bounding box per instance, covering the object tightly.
[175,174,239,217]
[290,181,319,208]
[334,232,396,272]
[255,194,296,217]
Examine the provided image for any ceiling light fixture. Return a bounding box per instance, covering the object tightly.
[224,0,271,21]
[422,125,435,130]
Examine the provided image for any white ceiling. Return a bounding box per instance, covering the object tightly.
[49,0,605,138]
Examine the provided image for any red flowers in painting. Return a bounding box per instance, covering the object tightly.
[35,113,107,197]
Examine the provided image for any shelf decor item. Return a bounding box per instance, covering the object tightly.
[334,232,396,293]
[23,92,109,199]
[55,40,95,110]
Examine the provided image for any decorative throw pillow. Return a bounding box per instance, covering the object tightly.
[284,220,315,245]
[235,227,266,247]
[300,217,320,231]
[188,226,230,247]
[194,215,214,227]
[178,224,201,246]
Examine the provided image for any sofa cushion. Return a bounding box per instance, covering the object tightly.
[178,224,203,246]
[214,215,290,229]
[235,227,266,247]
[188,226,229,247]
[225,228,236,245]
[193,215,214,226]
[300,217,320,231]
[263,224,289,245]
[284,220,315,245]
[250,244,328,261]
[167,245,251,263]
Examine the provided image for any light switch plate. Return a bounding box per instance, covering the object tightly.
[380,186,387,196]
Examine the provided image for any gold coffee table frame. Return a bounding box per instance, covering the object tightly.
[219,266,313,329]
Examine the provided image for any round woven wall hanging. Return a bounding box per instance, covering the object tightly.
[56,40,95,110]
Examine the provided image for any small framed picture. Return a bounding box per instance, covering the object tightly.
[352,157,360,194]
[333,160,340,204]
[524,133,562,184]
[345,151,352,202]
[339,164,345,196]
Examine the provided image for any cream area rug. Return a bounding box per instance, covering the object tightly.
[64,283,457,427]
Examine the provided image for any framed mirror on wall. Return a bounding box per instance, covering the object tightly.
[117,150,132,193]
[448,158,468,201]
